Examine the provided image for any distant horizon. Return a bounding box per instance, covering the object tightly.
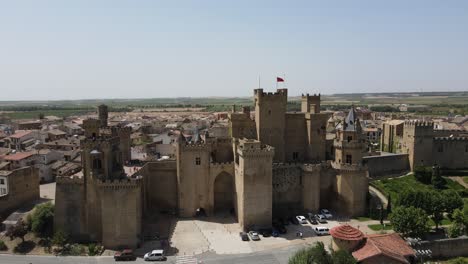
[1,90,467,103]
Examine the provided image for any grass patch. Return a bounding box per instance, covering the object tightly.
[368,223,393,231]
[428,217,452,227]
[372,174,466,203]
[464,177,468,185]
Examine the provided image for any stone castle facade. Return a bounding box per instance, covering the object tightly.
[381,120,468,170]
[55,89,369,249]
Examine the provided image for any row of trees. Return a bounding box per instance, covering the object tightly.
[388,189,464,237]
[288,242,356,264]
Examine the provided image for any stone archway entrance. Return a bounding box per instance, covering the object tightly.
[214,172,234,214]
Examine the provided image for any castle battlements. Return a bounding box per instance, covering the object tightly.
[56,176,84,185]
[331,161,366,172]
[254,89,288,101]
[301,93,320,98]
[434,137,468,141]
[404,120,434,127]
[96,178,142,189]
[210,161,234,167]
[180,142,211,151]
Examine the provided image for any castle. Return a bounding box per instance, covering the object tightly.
[55,89,369,249]
[381,120,468,170]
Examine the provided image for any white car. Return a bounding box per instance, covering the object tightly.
[296,215,307,224]
[320,209,333,219]
[144,249,166,261]
[315,226,330,236]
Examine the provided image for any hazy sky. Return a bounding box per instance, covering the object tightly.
[1,0,467,100]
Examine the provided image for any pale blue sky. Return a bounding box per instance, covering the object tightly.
[0,0,467,100]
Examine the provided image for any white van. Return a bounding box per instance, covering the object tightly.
[314,226,330,236]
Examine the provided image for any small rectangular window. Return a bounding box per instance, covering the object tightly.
[346,155,352,164]
[195,157,201,165]
[438,145,443,153]
[0,179,4,185]
[293,152,299,161]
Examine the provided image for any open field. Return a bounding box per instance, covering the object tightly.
[1,91,467,119]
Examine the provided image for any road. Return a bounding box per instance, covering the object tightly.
[0,245,302,264]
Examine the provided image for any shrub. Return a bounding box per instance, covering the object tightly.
[414,166,432,184]
[30,202,54,237]
[6,220,28,242]
[448,224,463,238]
[52,230,68,247]
[0,240,7,251]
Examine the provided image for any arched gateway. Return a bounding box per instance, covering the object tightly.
[213,172,235,213]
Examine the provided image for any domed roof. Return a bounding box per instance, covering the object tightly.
[330,225,364,241]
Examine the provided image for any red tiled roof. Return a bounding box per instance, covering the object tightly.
[352,233,415,264]
[4,152,34,161]
[330,225,364,241]
[9,130,32,139]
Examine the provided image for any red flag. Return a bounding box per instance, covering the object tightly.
[277,77,284,82]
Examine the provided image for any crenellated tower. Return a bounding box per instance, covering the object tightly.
[301,93,321,114]
[402,120,434,170]
[254,88,287,162]
[234,138,275,230]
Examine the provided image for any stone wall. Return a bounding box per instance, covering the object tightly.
[432,138,468,169]
[141,161,178,212]
[0,167,39,216]
[418,236,468,258]
[284,114,307,162]
[363,153,410,178]
[99,180,142,249]
[272,164,302,216]
[54,177,85,240]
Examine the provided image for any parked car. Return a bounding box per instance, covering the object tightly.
[314,226,330,236]
[239,232,249,241]
[272,229,279,237]
[315,214,327,223]
[114,249,136,261]
[296,215,307,224]
[259,228,272,237]
[248,231,261,241]
[273,222,287,234]
[144,249,166,261]
[320,209,333,219]
[307,214,318,225]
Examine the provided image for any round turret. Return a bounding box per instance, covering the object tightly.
[330,224,365,252]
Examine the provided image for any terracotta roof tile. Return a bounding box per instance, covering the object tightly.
[352,233,415,264]
[3,152,34,161]
[330,225,364,241]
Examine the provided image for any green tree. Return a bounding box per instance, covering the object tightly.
[30,202,54,237]
[386,195,392,215]
[6,220,28,243]
[443,190,464,216]
[452,208,468,235]
[428,192,445,229]
[414,166,432,184]
[431,165,444,189]
[389,206,429,238]
[331,250,357,264]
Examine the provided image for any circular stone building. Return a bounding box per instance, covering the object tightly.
[330,224,365,252]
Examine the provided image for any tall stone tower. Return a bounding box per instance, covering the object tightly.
[176,136,212,217]
[301,93,321,114]
[402,121,434,170]
[254,88,287,162]
[333,107,368,217]
[98,104,108,128]
[234,138,274,230]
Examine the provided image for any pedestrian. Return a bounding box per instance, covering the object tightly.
[300,232,303,239]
